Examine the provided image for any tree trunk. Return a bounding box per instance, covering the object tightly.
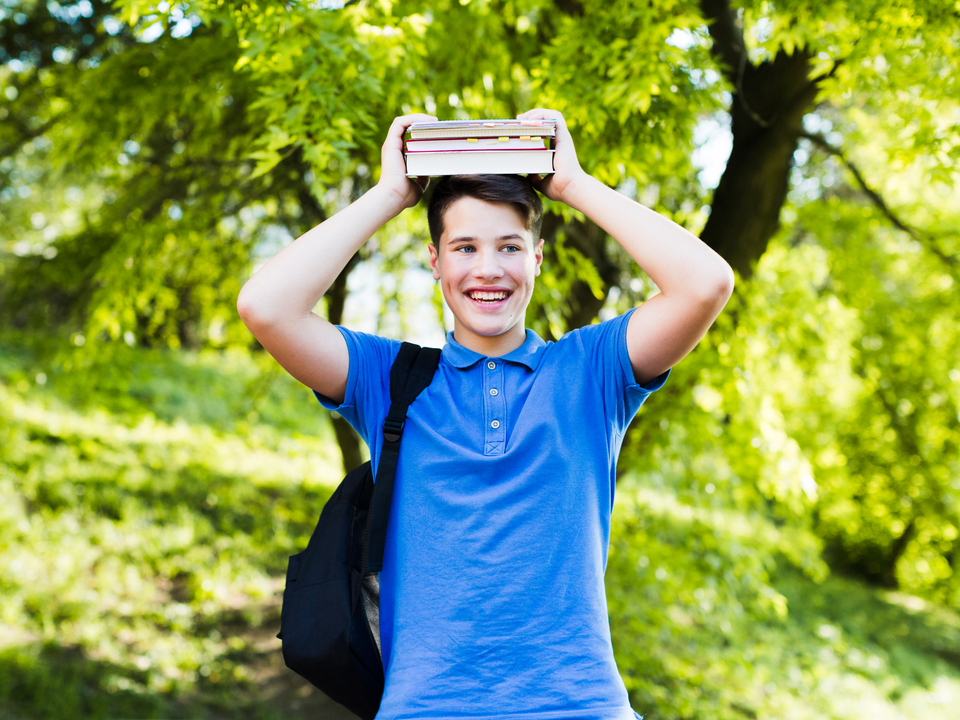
[296,173,365,474]
[326,255,365,473]
[538,213,621,338]
[332,412,365,472]
[699,0,823,278]
[880,518,915,588]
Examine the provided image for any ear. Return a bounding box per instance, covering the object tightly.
[428,242,441,280]
[534,238,545,277]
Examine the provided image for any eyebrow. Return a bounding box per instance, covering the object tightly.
[447,234,525,244]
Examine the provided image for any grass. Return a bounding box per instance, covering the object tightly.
[607,483,960,719]
[2,333,959,719]
[1,334,345,719]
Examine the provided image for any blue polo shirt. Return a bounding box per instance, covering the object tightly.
[316,310,667,720]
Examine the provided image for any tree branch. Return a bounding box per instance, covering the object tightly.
[552,0,585,16]
[700,0,744,82]
[700,0,775,128]
[802,130,958,271]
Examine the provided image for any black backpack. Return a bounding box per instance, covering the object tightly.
[277,342,441,720]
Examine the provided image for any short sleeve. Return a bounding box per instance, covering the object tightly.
[571,308,669,431]
[313,326,400,447]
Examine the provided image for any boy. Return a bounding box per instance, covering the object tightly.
[237,109,734,719]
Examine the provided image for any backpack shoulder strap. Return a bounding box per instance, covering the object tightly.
[362,342,441,573]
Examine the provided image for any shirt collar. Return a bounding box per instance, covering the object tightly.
[442,329,546,371]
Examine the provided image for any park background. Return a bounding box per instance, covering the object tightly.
[2,0,960,718]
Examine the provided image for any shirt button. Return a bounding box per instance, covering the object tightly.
[490,388,498,396]
[487,361,496,370]
[491,420,500,429]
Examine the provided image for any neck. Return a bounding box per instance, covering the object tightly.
[452,322,527,357]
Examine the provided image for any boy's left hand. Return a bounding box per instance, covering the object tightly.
[516,108,589,204]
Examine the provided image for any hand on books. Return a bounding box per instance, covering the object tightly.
[377,113,438,211]
[516,109,588,205]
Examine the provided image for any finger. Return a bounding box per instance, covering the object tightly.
[383,115,438,167]
[390,113,438,133]
[517,108,565,123]
[384,114,438,146]
[527,174,550,194]
[393,113,438,123]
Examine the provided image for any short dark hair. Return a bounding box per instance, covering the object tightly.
[427,175,543,247]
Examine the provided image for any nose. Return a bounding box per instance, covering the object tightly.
[473,247,504,280]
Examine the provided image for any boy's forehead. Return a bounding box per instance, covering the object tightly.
[440,197,531,241]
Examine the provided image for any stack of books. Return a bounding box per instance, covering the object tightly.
[403,119,557,176]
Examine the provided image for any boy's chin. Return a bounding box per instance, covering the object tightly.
[456,320,525,342]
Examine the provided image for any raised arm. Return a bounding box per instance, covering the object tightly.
[517,109,734,385]
[236,114,436,403]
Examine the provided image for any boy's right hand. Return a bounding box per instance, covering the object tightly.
[238,112,435,407]
[377,113,437,211]
[516,108,589,206]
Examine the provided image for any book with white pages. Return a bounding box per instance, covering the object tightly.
[404,149,555,177]
[405,136,551,152]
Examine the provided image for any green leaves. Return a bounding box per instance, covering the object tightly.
[230,2,386,179]
[2,3,960,715]
[536,0,716,184]
[0,333,341,716]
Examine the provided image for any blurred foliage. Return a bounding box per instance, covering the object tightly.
[0,332,343,718]
[607,489,960,720]
[622,176,960,604]
[2,0,960,718]
[2,332,960,719]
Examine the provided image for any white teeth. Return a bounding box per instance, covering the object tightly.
[469,291,507,302]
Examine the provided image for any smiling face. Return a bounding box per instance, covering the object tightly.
[428,196,544,356]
